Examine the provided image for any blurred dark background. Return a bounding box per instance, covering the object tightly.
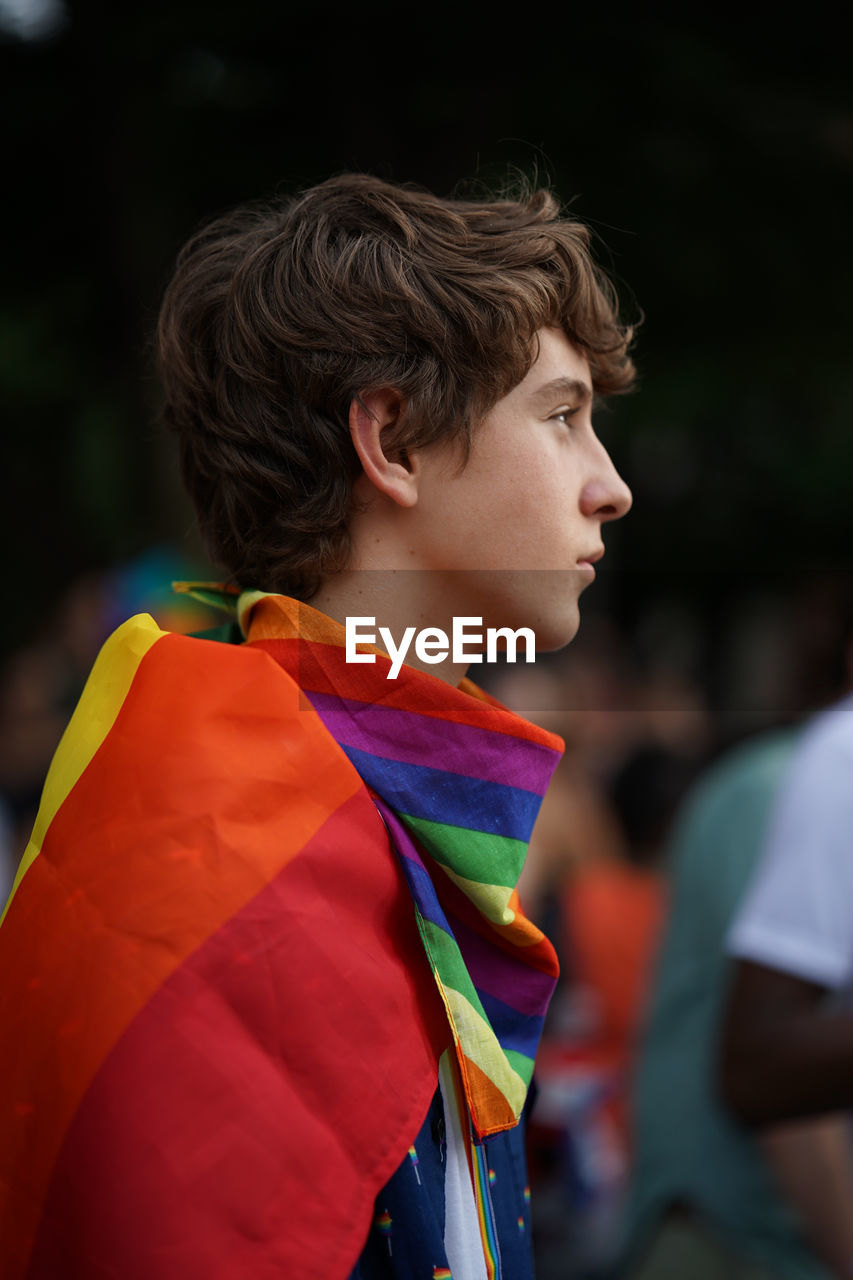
[2,2,852,716]
[3,10,853,1275]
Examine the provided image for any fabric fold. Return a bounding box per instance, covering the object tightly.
[240,591,563,1138]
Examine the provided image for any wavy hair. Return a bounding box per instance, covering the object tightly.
[157,173,636,597]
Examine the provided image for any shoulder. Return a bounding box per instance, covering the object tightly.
[80,614,352,782]
[666,731,798,873]
[789,694,853,777]
[683,731,798,822]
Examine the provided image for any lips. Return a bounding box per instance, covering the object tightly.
[577,548,604,569]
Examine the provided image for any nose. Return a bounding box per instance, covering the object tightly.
[580,442,633,522]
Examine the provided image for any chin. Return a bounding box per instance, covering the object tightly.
[531,604,581,654]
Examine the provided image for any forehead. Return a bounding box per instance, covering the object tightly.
[506,327,592,408]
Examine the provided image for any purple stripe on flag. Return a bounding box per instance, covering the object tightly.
[306,692,558,796]
[443,913,556,1017]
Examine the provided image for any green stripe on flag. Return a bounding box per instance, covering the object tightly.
[505,1049,535,1087]
[402,815,526,887]
[420,917,486,1015]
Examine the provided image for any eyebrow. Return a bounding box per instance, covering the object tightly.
[530,376,593,407]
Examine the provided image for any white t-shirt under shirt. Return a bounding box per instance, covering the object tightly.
[727,693,853,991]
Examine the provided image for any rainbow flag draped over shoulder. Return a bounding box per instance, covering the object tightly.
[0,591,561,1279]
[242,593,563,1140]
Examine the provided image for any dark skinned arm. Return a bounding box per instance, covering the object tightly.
[759,1117,853,1278]
[719,958,853,1126]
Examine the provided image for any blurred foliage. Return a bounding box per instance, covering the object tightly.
[2,2,852,664]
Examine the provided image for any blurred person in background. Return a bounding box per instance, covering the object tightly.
[720,688,853,1277]
[626,589,853,1279]
[563,745,693,1144]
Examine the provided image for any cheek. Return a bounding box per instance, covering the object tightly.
[486,451,552,514]
[501,466,582,549]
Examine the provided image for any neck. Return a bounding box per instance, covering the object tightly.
[308,570,472,687]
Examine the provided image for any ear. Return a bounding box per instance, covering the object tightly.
[349,389,419,508]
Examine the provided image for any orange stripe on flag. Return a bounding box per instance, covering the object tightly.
[0,622,363,1277]
[460,1054,517,1136]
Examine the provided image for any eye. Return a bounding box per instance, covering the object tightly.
[550,406,580,426]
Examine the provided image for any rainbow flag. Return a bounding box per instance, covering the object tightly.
[0,590,561,1277]
[242,592,562,1138]
[0,613,447,1278]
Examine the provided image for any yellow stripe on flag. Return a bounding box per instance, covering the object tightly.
[442,984,528,1120]
[441,868,548,949]
[1,613,165,924]
[440,867,517,925]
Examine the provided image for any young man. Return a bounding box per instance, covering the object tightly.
[0,174,633,1279]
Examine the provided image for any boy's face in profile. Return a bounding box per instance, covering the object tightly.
[406,327,633,650]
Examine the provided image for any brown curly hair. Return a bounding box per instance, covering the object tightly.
[157,173,636,598]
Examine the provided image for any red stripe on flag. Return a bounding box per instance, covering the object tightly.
[28,790,446,1280]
